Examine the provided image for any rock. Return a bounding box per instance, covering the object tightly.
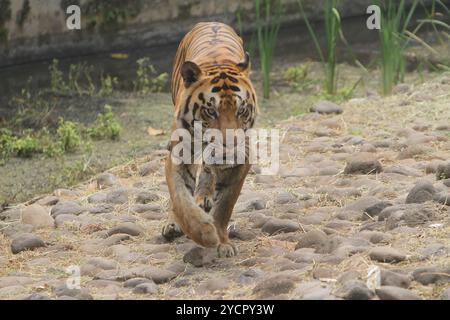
[433,192,450,206]
[235,196,266,212]
[135,191,160,204]
[376,286,422,300]
[363,201,393,220]
[384,165,422,177]
[86,257,118,270]
[106,188,129,205]
[295,230,328,252]
[89,203,114,214]
[133,282,158,294]
[103,234,131,246]
[380,269,411,288]
[419,243,448,259]
[379,203,436,229]
[228,227,257,241]
[442,179,450,187]
[106,222,143,237]
[0,208,21,222]
[130,204,161,213]
[295,280,334,300]
[54,214,79,227]
[261,218,299,235]
[412,266,450,285]
[274,191,297,204]
[183,247,216,267]
[310,101,343,115]
[0,276,34,288]
[88,192,107,204]
[36,196,59,206]
[197,278,230,294]
[337,280,374,300]
[238,269,265,285]
[397,145,430,160]
[252,274,297,298]
[54,284,93,300]
[344,153,383,175]
[124,278,154,288]
[441,288,450,300]
[50,201,84,217]
[97,173,117,189]
[139,160,160,176]
[405,181,436,204]
[23,293,51,300]
[436,162,450,180]
[21,204,54,229]
[11,233,46,254]
[369,247,407,263]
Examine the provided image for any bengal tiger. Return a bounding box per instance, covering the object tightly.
[161,22,257,257]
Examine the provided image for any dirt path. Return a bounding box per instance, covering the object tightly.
[0,74,449,300]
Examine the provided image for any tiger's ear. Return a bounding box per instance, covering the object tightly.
[181,61,202,88]
[237,52,251,74]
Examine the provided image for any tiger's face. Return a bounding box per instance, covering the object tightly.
[176,54,257,142]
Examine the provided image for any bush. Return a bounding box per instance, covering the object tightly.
[57,118,82,152]
[14,135,41,158]
[88,105,122,140]
[134,57,168,94]
[0,128,16,159]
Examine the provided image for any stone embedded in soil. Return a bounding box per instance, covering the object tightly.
[295,230,328,251]
[36,196,59,206]
[274,191,297,204]
[436,162,450,180]
[336,280,374,300]
[405,181,436,204]
[363,201,393,220]
[88,192,107,204]
[106,222,143,237]
[433,192,450,206]
[252,274,297,299]
[238,269,265,285]
[412,266,450,285]
[139,160,160,176]
[0,208,21,222]
[419,243,448,260]
[380,269,411,288]
[86,257,118,270]
[103,234,131,246]
[441,289,450,300]
[54,284,93,300]
[54,214,79,227]
[124,278,154,288]
[130,204,161,214]
[183,246,216,267]
[96,173,117,189]
[133,282,158,294]
[135,191,160,204]
[89,203,114,214]
[310,101,343,115]
[375,286,422,300]
[11,233,46,254]
[229,227,257,241]
[379,203,436,230]
[105,188,129,204]
[197,278,230,294]
[369,247,407,263]
[21,204,54,229]
[344,153,383,175]
[50,201,84,217]
[23,293,51,300]
[261,218,299,235]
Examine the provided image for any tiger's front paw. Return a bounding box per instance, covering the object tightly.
[217,242,238,258]
[161,222,183,241]
[196,195,213,213]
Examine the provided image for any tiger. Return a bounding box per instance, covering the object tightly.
[161,22,257,258]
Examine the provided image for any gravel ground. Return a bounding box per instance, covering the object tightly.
[0,73,449,300]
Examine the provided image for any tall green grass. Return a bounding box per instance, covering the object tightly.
[298,0,341,95]
[377,0,450,95]
[255,0,282,99]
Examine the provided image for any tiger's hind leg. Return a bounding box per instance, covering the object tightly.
[194,165,215,213]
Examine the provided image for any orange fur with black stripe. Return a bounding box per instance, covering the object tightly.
[162,22,257,257]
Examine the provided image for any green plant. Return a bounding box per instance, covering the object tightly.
[0,128,16,159]
[99,74,118,96]
[88,105,122,140]
[56,118,82,152]
[14,135,41,158]
[283,64,315,91]
[134,58,168,94]
[255,0,282,99]
[298,0,341,95]
[50,59,69,94]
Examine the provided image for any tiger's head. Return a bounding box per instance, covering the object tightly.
[176,53,257,139]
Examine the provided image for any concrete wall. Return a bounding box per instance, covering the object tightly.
[0,0,380,66]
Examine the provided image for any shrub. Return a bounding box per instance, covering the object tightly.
[88,105,122,140]
[57,118,82,152]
